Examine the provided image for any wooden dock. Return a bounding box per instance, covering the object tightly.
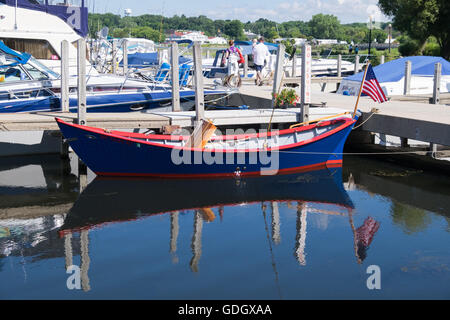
[0,112,169,131]
[239,83,450,147]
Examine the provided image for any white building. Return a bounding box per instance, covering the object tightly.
[274,38,307,46]
[166,31,209,44]
[206,37,227,45]
[316,39,348,45]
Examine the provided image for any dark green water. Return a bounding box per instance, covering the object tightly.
[0,154,449,299]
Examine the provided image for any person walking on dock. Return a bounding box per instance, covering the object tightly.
[252,37,270,86]
[224,40,241,77]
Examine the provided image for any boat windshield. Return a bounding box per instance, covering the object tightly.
[27,57,60,80]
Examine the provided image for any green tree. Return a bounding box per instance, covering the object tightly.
[391,202,431,235]
[112,28,130,38]
[224,20,245,40]
[378,0,450,59]
[309,14,342,39]
[130,27,164,42]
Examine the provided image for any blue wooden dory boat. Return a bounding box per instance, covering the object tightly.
[56,114,358,178]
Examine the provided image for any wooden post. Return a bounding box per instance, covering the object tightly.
[170,42,181,112]
[404,60,411,95]
[295,203,308,266]
[243,55,248,78]
[77,38,87,126]
[190,211,203,273]
[291,53,297,77]
[272,44,285,108]
[336,54,342,91]
[64,233,73,270]
[271,202,281,245]
[80,230,91,292]
[432,62,441,104]
[170,212,179,264]
[112,41,117,74]
[61,40,69,113]
[354,55,360,74]
[300,44,312,123]
[192,42,205,122]
[206,48,210,59]
[380,55,385,64]
[337,54,342,77]
[122,39,128,76]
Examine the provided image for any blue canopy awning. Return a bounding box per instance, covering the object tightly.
[119,52,192,68]
[0,41,31,67]
[345,56,450,83]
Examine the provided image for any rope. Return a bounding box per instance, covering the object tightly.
[276,150,435,156]
[203,91,236,104]
[352,111,377,130]
[0,122,9,131]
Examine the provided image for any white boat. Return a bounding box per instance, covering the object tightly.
[0,0,96,75]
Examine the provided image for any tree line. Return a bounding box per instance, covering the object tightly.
[88,13,393,45]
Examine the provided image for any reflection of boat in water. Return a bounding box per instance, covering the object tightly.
[0,154,79,259]
[0,155,78,217]
[60,166,353,233]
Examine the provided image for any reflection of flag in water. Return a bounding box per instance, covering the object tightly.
[362,64,388,103]
[355,217,380,262]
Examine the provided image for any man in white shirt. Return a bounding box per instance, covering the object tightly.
[252,37,270,86]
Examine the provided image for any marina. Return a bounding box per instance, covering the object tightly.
[0,0,449,303]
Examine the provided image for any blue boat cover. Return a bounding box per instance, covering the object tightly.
[345,56,450,83]
[0,41,31,66]
[120,53,191,68]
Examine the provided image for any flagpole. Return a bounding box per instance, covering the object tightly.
[352,61,370,119]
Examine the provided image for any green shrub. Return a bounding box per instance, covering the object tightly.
[423,43,441,56]
[399,39,420,56]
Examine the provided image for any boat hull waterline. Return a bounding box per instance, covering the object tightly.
[55,116,357,178]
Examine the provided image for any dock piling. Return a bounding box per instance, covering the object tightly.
[432,62,441,104]
[291,53,297,77]
[112,41,118,74]
[77,39,87,126]
[170,42,181,112]
[337,54,342,91]
[244,55,248,78]
[404,60,411,95]
[192,42,205,122]
[354,55,360,74]
[300,44,312,123]
[337,54,342,77]
[61,40,69,113]
[122,39,128,76]
[272,44,285,108]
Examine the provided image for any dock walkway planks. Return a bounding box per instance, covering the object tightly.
[0,112,170,131]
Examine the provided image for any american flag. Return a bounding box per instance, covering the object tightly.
[362,64,388,103]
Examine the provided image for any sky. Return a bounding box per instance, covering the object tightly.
[86,0,390,24]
